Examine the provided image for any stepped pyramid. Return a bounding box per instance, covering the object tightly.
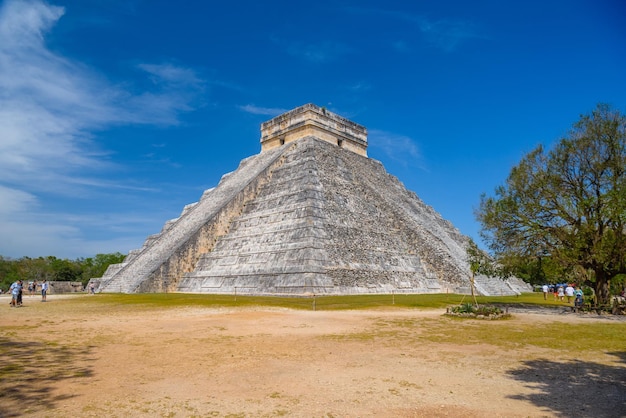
[97,104,527,295]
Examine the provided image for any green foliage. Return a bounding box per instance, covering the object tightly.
[0,253,126,290]
[448,303,508,318]
[452,303,475,313]
[79,253,126,285]
[48,257,83,282]
[466,239,496,277]
[503,255,566,285]
[610,274,626,296]
[477,104,626,304]
[0,256,20,290]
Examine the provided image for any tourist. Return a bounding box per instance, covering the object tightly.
[557,286,565,301]
[41,280,49,302]
[565,284,575,303]
[9,280,22,308]
[542,284,549,300]
[574,287,584,308]
[17,282,23,306]
[89,282,95,295]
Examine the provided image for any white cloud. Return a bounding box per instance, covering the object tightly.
[369,129,426,170]
[0,185,39,216]
[0,0,204,188]
[0,214,147,260]
[138,63,204,88]
[0,0,205,258]
[0,0,64,50]
[239,104,288,117]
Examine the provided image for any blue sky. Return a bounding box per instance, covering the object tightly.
[1,0,624,259]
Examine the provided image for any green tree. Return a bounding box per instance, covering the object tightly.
[509,255,564,286]
[465,238,496,305]
[0,256,20,290]
[48,257,83,282]
[80,252,125,285]
[477,104,626,305]
[0,253,127,289]
[18,257,54,283]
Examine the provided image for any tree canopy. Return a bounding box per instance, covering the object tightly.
[477,104,626,305]
[0,253,126,291]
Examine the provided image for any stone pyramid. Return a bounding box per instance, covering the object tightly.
[97,104,527,295]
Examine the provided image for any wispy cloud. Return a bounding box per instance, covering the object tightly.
[347,7,482,52]
[348,82,371,92]
[137,62,205,90]
[0,185,38,216]
[413,16,481,52]
[239,104,288,117]
[270,35,352,63]
[0,0,205,186]
[0,0,205,257]
[369,129,426,170]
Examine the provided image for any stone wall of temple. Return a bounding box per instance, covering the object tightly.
[260,103,368,156]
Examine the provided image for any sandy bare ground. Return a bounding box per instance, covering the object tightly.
[1,294,625,418]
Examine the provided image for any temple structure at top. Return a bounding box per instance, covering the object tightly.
[260,103,368,156]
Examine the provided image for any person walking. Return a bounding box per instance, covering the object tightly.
[565,284,575,303]
[9,280,22,308]
[41,280,49,302]
[542,284,549,300]
[16,281,23,306]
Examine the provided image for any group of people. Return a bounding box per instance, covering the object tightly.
[541,283,584,306]
[8,279,49,307]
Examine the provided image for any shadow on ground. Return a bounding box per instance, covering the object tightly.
[0,336,94,417]
[507,351,626,417]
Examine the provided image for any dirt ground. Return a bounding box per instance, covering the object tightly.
[1,294,625,418]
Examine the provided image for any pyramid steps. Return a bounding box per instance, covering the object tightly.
[474,275,532,296]
[95,104,525,296]
[98,143,291,293]
[175,137,459,295]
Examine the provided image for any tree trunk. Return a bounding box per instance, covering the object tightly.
[470,273,478,307]
[594,269,611,306]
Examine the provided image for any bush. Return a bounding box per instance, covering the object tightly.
[447,304,511,319]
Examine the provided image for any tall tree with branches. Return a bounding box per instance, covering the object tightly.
[477,104,626,305]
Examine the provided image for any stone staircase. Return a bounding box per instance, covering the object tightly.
[179,138,334,294]
[179,137,480,295]
[474,274,532,296]
[98,145,289,293]
[97,135,532,297]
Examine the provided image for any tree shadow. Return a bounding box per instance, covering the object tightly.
[506,351,626,417]
[0,336,94,417]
